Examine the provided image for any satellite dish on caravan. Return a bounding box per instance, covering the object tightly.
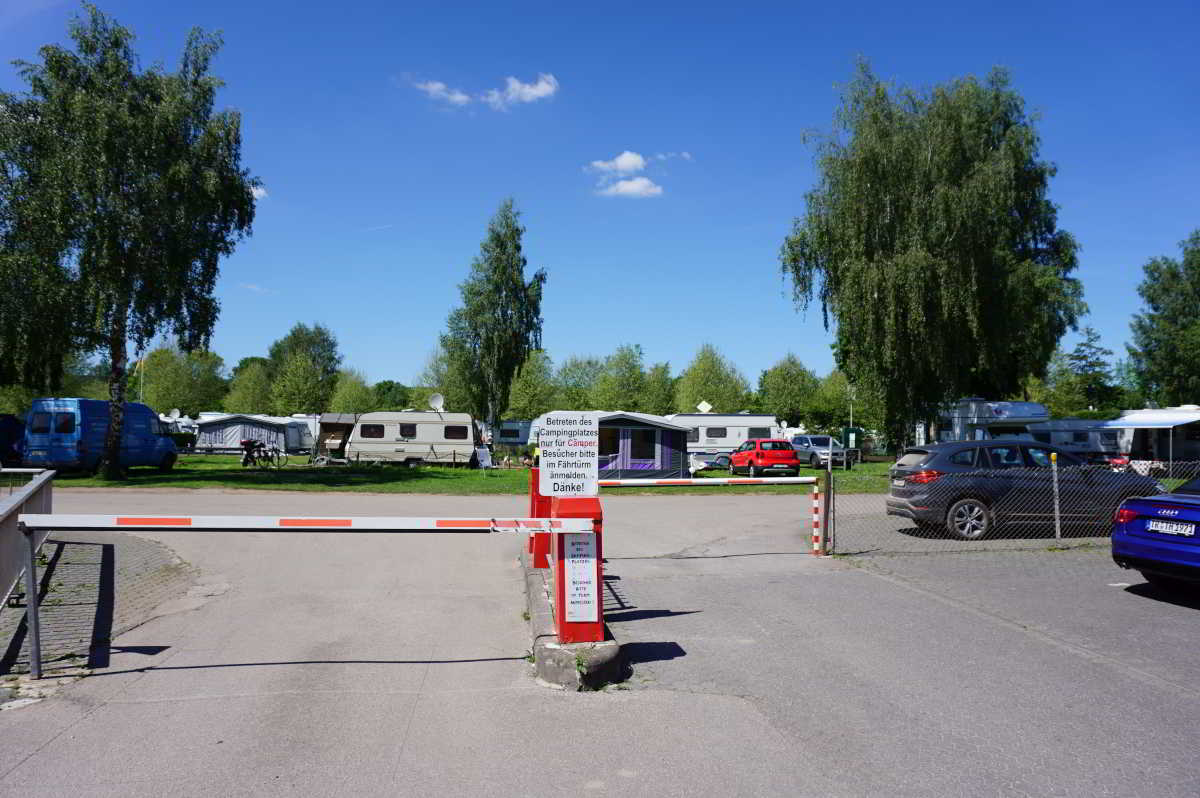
[168,408,181,419]
[428,393,445,412]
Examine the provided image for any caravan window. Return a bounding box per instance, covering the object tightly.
[1072,432,1089,444]
[748,427,771,439]
[686,428,699,443]
[398,424,416,438]
[599,427,620,456]
[1032,432,1051,443]
[30,413,51,434]
[54,413,76,434]
[630,429,656,460]
[444,425,469,440]
[705,427,727,439]
[360,424,385,439]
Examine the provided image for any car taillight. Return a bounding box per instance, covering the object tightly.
[906,470,943,484]
[1114,506,1137,525]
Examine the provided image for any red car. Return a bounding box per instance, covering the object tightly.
[730,439,801,477]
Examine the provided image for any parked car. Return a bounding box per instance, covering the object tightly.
[1112,475,1200,592]
[791,435,849,468]
[22,398,178,474]
[730,438,801,477]
[887,440,1163,540]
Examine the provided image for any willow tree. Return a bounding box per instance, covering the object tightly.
[1,6,257,478]
[442,199,547,430]
[780,61,1083,441]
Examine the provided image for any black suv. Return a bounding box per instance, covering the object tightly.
[887,440,1163,540]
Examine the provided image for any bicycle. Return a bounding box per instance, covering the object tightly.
[239,439,289,469]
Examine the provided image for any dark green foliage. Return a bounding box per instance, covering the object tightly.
[554,356,603,410]
[373,380,411,410]
[781,61,1083,440]
[441,199,547,428]
[591,344,647,411]
[505,350,555,419]
[267,323,341,408]
[757,354,819,426]
[1128,231,1200,405]
[675,344,750,413]
[0,6,257,478]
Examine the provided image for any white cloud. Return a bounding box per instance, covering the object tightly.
[251,186,268,200]
[681,151,693,161]
[414,80,471,106]
[240,283,277,295]
[597,177,663,198]
[481,73,559,110]
[589,150,646,175]
[653,151,694,162]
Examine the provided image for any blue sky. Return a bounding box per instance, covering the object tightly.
[3,0,1197,389]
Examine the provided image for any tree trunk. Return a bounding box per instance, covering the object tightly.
[103,314,128,481]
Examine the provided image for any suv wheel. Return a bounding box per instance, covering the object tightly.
[946,498,992,540]
[809,454,820,468]
[748,462,759,478]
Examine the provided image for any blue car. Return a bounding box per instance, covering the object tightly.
[1112,475,1200,592]
[23,398,178,474]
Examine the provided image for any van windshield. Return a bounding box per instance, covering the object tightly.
[30,413,51,434]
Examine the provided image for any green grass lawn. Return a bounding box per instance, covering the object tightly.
[52,454,893,495]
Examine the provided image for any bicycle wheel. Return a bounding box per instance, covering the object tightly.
[275,450,289,468]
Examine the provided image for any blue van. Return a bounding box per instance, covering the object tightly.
[23,399,178,473]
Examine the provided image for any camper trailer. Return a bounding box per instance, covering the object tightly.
[919,398,1051,444]
[343,411,480,466]
[664,413,784,466]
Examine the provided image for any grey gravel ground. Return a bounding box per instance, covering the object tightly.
[0,488,1196,797]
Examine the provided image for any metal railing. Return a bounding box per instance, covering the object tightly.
[0,470,53,607]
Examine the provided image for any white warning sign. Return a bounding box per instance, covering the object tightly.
[564,533,599,622]
[539,411,599,497]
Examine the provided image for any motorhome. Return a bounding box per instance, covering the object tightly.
[664,413,784,466]
[343,411,480,466]
[916,398,1118,458]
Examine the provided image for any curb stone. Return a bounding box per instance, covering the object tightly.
[521,550,623,690]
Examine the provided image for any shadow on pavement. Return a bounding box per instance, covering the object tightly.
[621,641,686,665]
[606,609,700,623]
[85,655,530,678]
[1124,582,1200,610]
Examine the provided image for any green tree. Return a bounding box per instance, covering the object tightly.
[267,323,341,409]
[675,344,750,413]
[505,350,556,419]
[232,356,270,380]
[328,369,377,414]
[415,343,468,411]
[0,6,257,478]
[554,356,603,410]
[1065,327,1117,410]
[138,346,226,417]
[373,380,410,410]
[1022,351,1088,418]
[1128,231,1200,405]
[440,199,547,430]
[223,360,272,413]
[591,345,646,411]
[270,353,323,415]
[643,362,676,416]
[757,354,819,426]
[780,61,1083,442]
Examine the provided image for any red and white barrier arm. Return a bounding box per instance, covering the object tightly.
[16,514,594,534]
[598,476,818,487]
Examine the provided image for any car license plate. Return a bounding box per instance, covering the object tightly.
[892,478,905,488]
[1147,519,1195,536]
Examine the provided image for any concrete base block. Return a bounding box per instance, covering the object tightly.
[522,551,624,691]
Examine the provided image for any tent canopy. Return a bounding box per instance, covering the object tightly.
[1099,409,1200,429]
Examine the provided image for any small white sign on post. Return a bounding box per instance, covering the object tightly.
[539,411,599,497]
[564,533,599,622]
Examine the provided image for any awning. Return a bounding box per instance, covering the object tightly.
[1099,411,1200,429]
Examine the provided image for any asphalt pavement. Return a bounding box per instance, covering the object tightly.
[0,488,1196,796]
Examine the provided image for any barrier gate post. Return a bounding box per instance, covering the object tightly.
[548,496,605,644]
[528,468,553,568]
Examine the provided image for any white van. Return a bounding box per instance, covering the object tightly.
[344,411,479,466]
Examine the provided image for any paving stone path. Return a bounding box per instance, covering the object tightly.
[0,533,196,674]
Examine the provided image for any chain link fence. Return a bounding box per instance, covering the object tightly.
[829,452,1200,557]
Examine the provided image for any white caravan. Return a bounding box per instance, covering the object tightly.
[344,411,480,466]
[665,413,784,466]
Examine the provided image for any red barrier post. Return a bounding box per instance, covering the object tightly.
[549,496,605,644]
[528,468,553,568]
